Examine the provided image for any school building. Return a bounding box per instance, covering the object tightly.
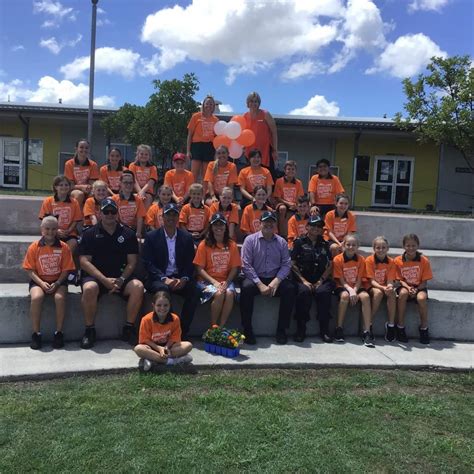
[0,101,472,212]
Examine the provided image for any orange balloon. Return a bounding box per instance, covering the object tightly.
[236,129,255,147]
[231,115,247,131]
[213,135,231,149]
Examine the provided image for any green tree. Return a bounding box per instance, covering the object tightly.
[395,55,473,170]
[102,73,200,167]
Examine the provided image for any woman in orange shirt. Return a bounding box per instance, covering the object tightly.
[100,147,127,195]
[187,95,219,183]
[193,213,241,327]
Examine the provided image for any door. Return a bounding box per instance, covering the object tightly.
[0,138,24,188]
[372,156,414,208]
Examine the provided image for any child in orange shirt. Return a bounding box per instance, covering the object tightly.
[134,291,193,372]
[238,149,273,207]
[128,144,158,209]
[308,158,344,217]
[204,145,238,206]
[83,180,108,228]
[112,170,146,239]
[99,147,127,195]
[179,183,210,241]
[64,138,99,207]
[287,195,310,249]
[194,213,241,327]
[164,152,195,206]
[22,216,75,350]
[145,184,174,231]
[240,185,273,237]
[273,160,304,236]
[209,186,239,241]
[332,233,372,347]
[394,234,433,344]
[366,236,397,343]
[324,193,357,256]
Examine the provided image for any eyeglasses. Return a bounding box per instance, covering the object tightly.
[102,209,118,215]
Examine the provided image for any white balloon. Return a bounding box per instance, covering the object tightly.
[214,120,227,135]
[228,140,243,159]
[225,121,241,140]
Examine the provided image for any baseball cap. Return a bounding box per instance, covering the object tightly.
[172,152,186,162]
[307,215,324,227]
[163,203,180,214]
[100,197,118,212]
[210,212,227,225]
[260,211,277,222]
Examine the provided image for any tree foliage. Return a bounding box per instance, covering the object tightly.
[395,55,473,169]
[102,73,200,166]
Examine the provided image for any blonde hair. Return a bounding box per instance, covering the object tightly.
[92,180,107,191]
[213,145,229,175]
[135,144,152,162]
[220,186,233,197]
[246,92,261,107]
[41,215,58,228]
[189,183,204,194]
[343,233,359,245]
[372,236,389,248]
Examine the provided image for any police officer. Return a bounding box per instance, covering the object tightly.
[291,215,335,343]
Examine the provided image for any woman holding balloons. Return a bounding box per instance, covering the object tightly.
[186,95,219,183]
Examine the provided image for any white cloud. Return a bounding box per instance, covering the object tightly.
[408,0,450,12]
[97,6,111,27]
[289,95,340,116]
[11,45,25,52]
[0,76,114,107]
[366,33,447,78]
[40,34,82,55]
[225,62,271,85]
[218,103,233,113]
[140,50,188,76]
[33,0,76,27]
[281,60,323,81]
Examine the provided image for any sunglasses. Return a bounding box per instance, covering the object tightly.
[102,209,118,215]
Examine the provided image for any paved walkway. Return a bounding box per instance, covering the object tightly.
[1,338,472,380]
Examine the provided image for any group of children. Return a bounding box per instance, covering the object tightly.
[23,137,434,359]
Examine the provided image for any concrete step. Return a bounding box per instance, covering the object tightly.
[3,235,473,291]
[1,284,473,344]
[0,195,44,235]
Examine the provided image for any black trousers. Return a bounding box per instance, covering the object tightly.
[240,277,296,334]
[295,280,335,330]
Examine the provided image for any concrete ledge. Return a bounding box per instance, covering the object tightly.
[0,195,44,235]
[1,284,473,344]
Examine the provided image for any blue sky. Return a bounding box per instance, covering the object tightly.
[1,0,472,118]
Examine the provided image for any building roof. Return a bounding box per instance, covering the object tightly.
[0,101,114,116]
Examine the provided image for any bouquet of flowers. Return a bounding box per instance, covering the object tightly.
[202,325,245,349]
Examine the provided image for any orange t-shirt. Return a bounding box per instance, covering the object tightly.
[187,112,219,143]
[39,196,83,236]
[64,158,99,185]
[83,197,101,227]
[112,194,146,229]
[365,255,397,286]
[238,166,274,194]
[146,203,163,228]
[23,238,75,283]
[240,204,272,234]
[273,177,304,205]
[138,311,182,345]
[324,210,357,241]
[308,174,345,205]
[209,202,240,225]
[204,161,238,195]
[128,162,158,191]
[99,165,127,192]
[179,203,211,232]
[287,214,308,248]
[333,253,368,289]
[394,253,433,287]
[193,240,241,283]
[164,169,194,198]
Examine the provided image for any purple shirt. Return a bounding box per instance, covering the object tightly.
[241,231,291,283]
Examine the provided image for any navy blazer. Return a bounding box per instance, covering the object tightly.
[142,227,195,281]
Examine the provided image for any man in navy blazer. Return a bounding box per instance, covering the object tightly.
[142,203,199,336]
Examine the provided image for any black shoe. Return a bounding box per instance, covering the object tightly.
[276,330,288,345]
[30,332,42,350]
[244,331,257,345]
[363,331,375,348]
[334,326,345,343]
[369,324,374,342]
[385,323,396,342]
[122,324,137,345]
[419,327,430,345]
[396,326,408,343]
[80,327,96,349]
[321,333,334,343]
[294,324,306,343]
[52,331,64,349]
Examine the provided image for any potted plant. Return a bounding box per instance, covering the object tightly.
[202,325,245,358]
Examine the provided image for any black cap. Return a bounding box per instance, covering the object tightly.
[163,203,180,215]
[210,212,227,225]
[100,197,118,212]
[307,215,324,227]
[260,211,277,222]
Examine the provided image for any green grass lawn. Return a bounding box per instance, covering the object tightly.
[1,369,472,473]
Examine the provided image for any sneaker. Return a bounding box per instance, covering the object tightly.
[30,332,42,350]
[321,333,334,343]
[385,323,396,342]
[168,354,193,366]
[363,331,375,348]
[276,330,288,345]
[419,327,430,345]
[396,326,408,343]
[80,327,96,349]
[334,326,345,343]
[138,358,153,373]
[244,331,257,345]
[121,324,137,345]
[52,331,64,349]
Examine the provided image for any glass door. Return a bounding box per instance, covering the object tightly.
[1,138,24,188]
